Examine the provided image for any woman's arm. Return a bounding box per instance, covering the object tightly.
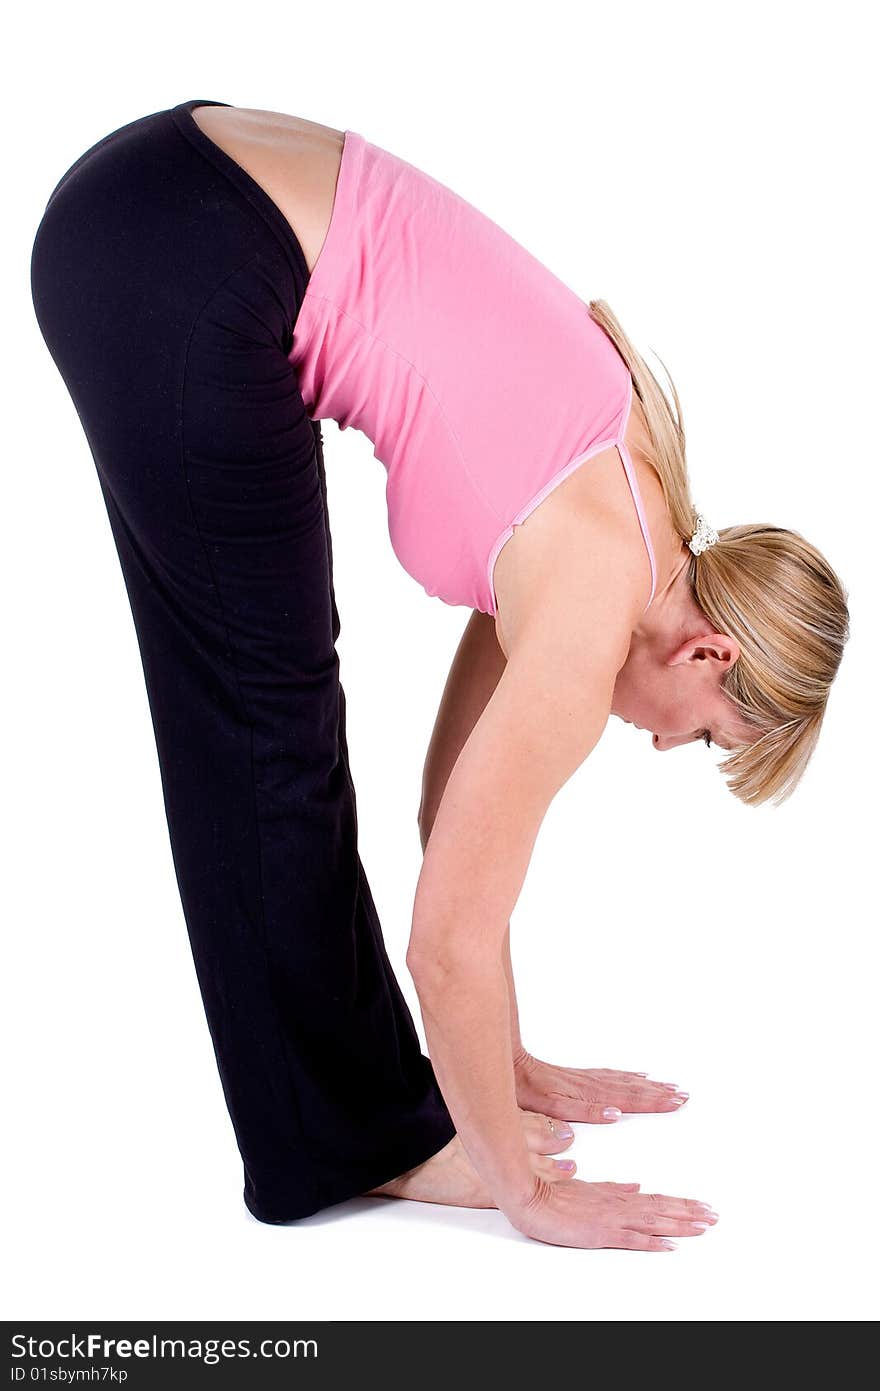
[407,516,642,1235]
[418,609,508,841]
[418,611,532,1055]
[418,536,688,1129]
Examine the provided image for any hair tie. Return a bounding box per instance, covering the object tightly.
[688,513,719,556]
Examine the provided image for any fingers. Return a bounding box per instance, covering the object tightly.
[638,1194,719,1222]
[608,1083,690,1114]
[575,1104,625,1125]
[517,1066,691,1126]
[514,1180,718,1251]
[622,1215,711,1238]
[598,1190,720,1245]
[588,1070,691,1114]
[596,1228,677,1252]
[597,1208,715,1249]
[567,1091,687,1122]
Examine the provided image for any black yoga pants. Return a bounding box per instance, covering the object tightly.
[29,97,457,1223]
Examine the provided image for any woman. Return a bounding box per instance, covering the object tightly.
[30,98,849,1250]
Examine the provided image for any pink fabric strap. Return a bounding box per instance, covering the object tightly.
[615,376,658,611]
[486,374,658,614]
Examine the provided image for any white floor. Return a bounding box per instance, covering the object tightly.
[7,1085,875,1321]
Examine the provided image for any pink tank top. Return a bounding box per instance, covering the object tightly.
[289,131,657,616]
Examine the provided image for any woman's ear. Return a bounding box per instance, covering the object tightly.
[667,633,741,670]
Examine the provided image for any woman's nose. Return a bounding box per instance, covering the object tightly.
[652,732,699,751]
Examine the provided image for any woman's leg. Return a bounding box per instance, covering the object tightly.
[30,102,456,1223]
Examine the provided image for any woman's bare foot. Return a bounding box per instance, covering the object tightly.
[519,1108,576,1155]
[364,1128,577,1209]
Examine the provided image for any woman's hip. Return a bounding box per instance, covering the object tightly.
[30,99,334,686]
[30,98,310,416]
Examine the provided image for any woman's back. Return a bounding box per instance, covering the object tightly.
[190,104,347,276]
[190,104,676,646]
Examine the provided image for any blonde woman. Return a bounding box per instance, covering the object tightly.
[30,99,849,1249]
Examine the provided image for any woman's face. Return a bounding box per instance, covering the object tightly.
[611,628,756,753]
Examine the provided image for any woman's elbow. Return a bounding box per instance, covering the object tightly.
[406,935,450,996]
[406,923,497,1000]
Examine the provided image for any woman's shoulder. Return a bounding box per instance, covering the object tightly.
[493,395,672,660]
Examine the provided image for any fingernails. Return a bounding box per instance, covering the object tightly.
[554,1159,576,1171]
[669,1092,689,1106]
[556,1125,575,1140]
[696,1205,719,1221]
[691,1221,710,1232]
[601,1107,622,1121]
[663,1083,681,1092]
[634,1071,650,1077]
[659,1240,677,1251]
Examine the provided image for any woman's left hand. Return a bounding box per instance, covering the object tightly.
[513,1049,690,1124]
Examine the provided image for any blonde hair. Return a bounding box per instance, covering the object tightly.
[588,298,850,807]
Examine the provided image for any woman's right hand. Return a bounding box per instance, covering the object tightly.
[505,1176,719,1250]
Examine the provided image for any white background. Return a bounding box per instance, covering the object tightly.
[5,0,877,1322]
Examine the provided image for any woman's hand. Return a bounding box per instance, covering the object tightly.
[506,1176,718,1250]
[513,1049,690,1124]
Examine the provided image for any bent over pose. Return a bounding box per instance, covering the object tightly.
[30,99,849,1247]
